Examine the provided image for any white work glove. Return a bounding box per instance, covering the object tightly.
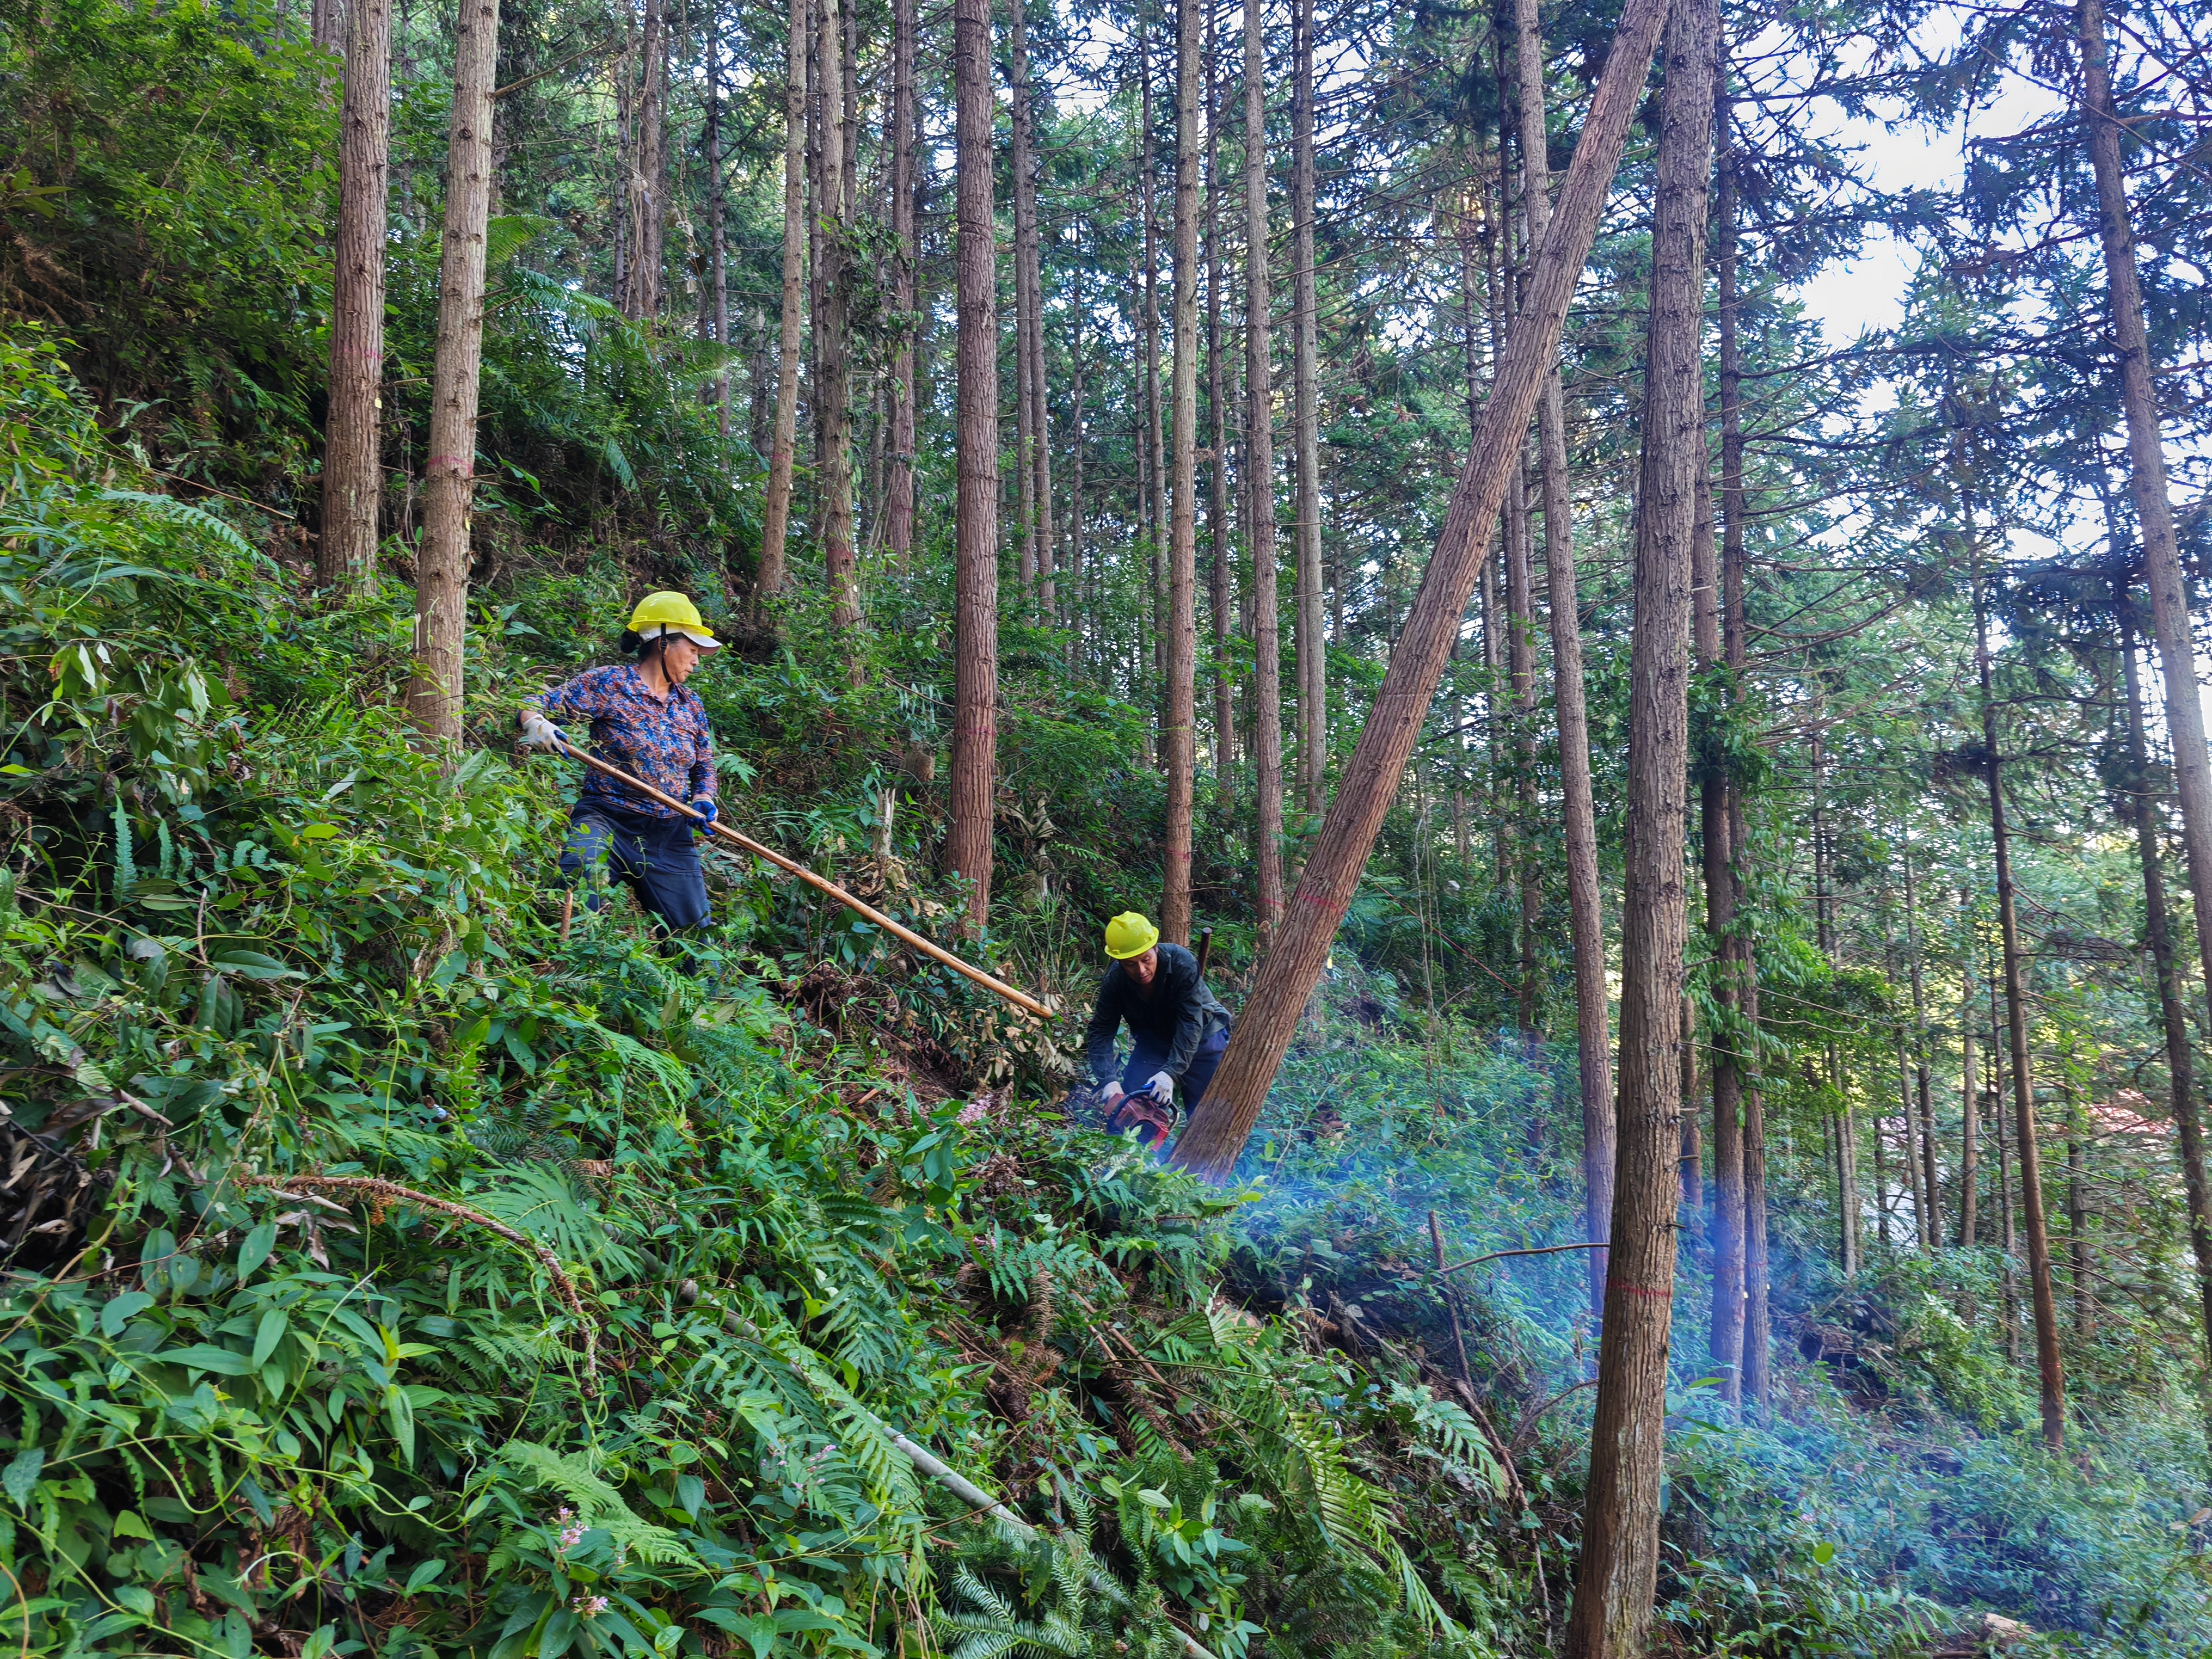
[1099,1079,1126,1105]
[1145,1071,1175,1103]
[517,710,565,750]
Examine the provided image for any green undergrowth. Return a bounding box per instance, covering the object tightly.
[3,331,2211,1659]
[0,334,1526,1659]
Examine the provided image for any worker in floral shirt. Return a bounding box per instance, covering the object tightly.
[517,592,721,931]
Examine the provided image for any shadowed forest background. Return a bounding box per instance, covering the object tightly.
[2,0,2212,1649]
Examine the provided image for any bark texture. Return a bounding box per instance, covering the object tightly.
[2119,610,2212,1431]
[1162,0,1202,943]
[1170,0,1673,1182]
[1564,1,1716,1643]
[320,0,392,594]
[1290,0,1325,813]
[814,0,861,644]
[947,0,1000,933]
[1243,0,1283,946]
[2073,0,2212,1095]
[1974,542,2067,1448]
[759,0,808,599]
[404,0,502,747]
[885,0,918,566]
[1515,0,1612,1314]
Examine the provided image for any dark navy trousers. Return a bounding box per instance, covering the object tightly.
[560,801,710,931]
[1120,1022,1230,1109]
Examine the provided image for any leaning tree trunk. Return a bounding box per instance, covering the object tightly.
[1170,0,1674,1182]
[2119,606,2212,1445]
[884,0,918,567]
[1162,0,1202,944]
[1515,0,1612,1316]
[404,0,502,747]
[1563,0,1716,1644]
[1973,537,2067,1449]
[320,0,392,595]
[1244,0,1284,947]
[946,0,999,935]
[1290,0,1325,813]
[759,0,808,600]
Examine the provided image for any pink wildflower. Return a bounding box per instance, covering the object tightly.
[957,1099,988,1126]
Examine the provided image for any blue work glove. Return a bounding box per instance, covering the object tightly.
[688,797,718,834]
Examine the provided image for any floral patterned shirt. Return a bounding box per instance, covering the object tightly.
[525,665,716,822]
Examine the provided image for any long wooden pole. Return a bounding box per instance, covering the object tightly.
[545,741,1051,1020]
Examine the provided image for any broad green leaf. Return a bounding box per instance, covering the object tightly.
[252,1308,288,1369]
[161,1344,255,1377]
[300,1626,337,1659]
[387,1384,416,1467]
[112,1509,155,1540]
[403,1559,446,1595]
[101,1290,155,1336]
[539,1609,578,1659]
[237,1222,278,1279]
[114,1585,157,1617]
[676,1473,705,1521]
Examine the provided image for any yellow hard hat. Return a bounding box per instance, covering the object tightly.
[1104,912,1160,960]
[628,591,720,650]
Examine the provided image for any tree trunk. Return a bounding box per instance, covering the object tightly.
[1206,11,1234,777]
[1070,270,1086,665]
[1243,0,1283,947]
[319,0,392,595]
[1170,0,1672,1181]
[2118,606,2212,1440]
[705,5,732,440]
[1141,37,1168,714]
[1703,91,1755,1378]
[1973,539,2067,1448]
[312,0,345,53]
[759,0,808,599]
[1563,0,1715,1644]
[947,0,999,933]
[814,0,860,647]
[620,0,666,321]
[1959,970,1979,1245]
[1010,0,1055,617]
[1161,0,1201,944]
[1516,0,1611,1313]
[1290,0,1325,814]
[403,0,501,747]
[885,0,917,567]
[2066,1080,2092,1342]
[1011,0,1039,599]
[1903,836,1940,1249]
[2076,0,2212,1078]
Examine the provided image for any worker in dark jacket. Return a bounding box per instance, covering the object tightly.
[1084,911,1230,1145]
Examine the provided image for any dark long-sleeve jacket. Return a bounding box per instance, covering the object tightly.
[1083,942,1230,1083]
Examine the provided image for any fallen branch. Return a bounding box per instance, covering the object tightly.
[1440,1241,1606,1277]
[237,1175,597,1384]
